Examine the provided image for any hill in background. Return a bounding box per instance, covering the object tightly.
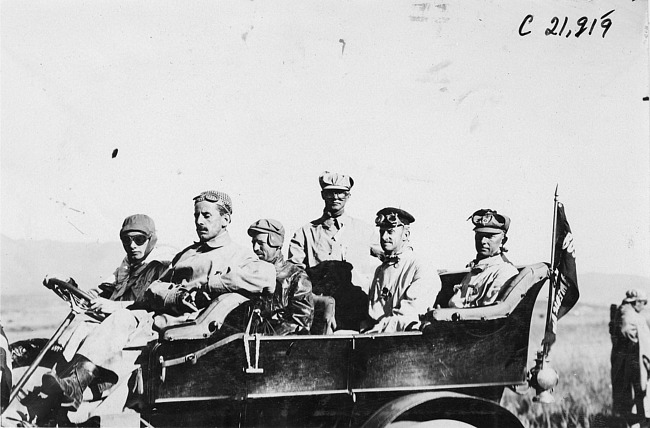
[1,235,123,299]
[1,235,649,306]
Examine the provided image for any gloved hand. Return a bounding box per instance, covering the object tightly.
[144,281,190,313]
[190,289,212,310]
[163,287,198,314]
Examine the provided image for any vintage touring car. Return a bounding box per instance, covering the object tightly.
[5,261,558,427]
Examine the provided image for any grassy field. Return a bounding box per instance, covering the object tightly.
[1,294,621,427]
[502,302,622,428]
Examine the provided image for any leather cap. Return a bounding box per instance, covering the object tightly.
[120,214,155,236]
[247,218,285,248]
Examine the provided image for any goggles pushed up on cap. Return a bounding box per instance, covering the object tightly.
[375,212,404,227]
[469,209,508,232]
[193,191,232,214]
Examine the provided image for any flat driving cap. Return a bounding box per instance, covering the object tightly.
[319,171,354,191]
[470,209,510,234]
[193,190,233,214]
[120,214,156,237]
[375,207,415,227]
[247,218,285,248]
[624,289,648,303]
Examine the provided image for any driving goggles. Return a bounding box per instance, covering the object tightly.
[120,234,150,246]
[193,191,233,214]
[469,209,506,228]
[375,212,404,227]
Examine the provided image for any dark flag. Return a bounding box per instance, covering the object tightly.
[549,202,579,334]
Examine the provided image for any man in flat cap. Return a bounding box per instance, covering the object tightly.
[365,208,440,333]
[39,192,275,416]
[448,209,519,308]
[289,171,380,293]
[248,219,314,335]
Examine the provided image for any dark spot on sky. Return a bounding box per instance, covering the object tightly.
[112,148,118,158]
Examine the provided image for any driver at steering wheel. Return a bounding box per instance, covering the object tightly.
[41,192,275,415]
[35,214,174,414]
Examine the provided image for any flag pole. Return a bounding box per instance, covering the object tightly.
[542,184,559,362]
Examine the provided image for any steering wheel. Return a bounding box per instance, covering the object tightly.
[43,278,106,321]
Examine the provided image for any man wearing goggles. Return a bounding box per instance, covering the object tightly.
[365,207,440,333]
[289,171,380,293]
[448,209,519,308]
[145,190,276,315]
[41,193,275,416]
[38,214,175,414]
[45,214,173,315]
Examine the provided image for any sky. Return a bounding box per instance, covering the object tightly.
[2,0,649,282]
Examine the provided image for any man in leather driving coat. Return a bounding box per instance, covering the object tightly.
[248,219,314,335]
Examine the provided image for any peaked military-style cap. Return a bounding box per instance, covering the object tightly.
[120,214,156,236]
[319,171,354,191]
[247,218,285,248]
[469,208,510,233]
[193,190,233,214]
[375,207,415,227]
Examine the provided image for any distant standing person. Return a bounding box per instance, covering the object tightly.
[611,289,650,427]
[289,171,380,292]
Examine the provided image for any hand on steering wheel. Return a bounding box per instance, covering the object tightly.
[89,297,124,315]
[43,274,76,288]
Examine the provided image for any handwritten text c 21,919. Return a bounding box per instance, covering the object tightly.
[519,10,614,38]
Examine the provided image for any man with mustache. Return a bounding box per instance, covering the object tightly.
[248,218,314,335]
[41,191,275,414]
[448,209,519,308]
[365,208,440,333]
